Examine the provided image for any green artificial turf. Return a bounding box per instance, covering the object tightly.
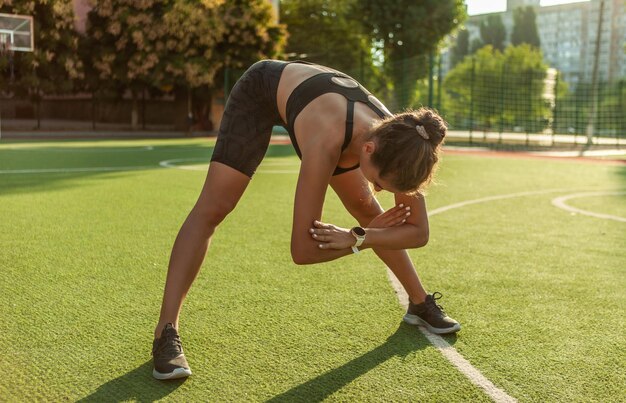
[0,138,624,402]
[564,193,626,218]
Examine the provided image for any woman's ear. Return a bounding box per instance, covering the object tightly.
[363,141,376,155]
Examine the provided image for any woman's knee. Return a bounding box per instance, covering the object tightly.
[191,199,237,230]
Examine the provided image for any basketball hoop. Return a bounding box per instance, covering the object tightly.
[0,13,34,83]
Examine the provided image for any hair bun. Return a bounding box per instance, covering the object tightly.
[414,108,447,147]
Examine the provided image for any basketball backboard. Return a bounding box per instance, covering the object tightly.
[0,13,34,52]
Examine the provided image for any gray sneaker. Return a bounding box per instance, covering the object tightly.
[152,323,192,380]
[403,292,461,334]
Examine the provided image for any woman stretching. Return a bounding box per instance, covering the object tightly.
[152,60,460,380]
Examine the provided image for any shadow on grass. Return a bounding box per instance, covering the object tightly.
[77,360,186,402]
[0,142,297,196]
[267,322,446,402]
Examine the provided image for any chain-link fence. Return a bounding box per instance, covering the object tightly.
[367,55,626,149]
[2,54,625,148]
[0,92,204,133]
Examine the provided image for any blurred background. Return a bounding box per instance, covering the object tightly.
[0,0,624,147]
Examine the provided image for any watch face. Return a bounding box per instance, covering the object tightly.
[352,226,366,236]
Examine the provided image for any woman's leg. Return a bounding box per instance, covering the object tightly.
[155,161,251,337]
[329,170,428,304]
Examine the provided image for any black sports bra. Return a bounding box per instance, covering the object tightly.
[284,63,390,175]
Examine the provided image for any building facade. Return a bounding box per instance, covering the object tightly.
[450,0,625,85]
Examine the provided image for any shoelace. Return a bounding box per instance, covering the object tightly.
[155,331,183,357]
[426,292,447,316]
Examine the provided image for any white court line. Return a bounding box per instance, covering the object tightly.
[0,146,156,152]
[389,187,623,402]
[159,158,207,171]
[0,159,299,175]
[387,271,517,403]
[1,158,620,399]
[390,188,597,402]
[551,191,626,223]
[159,158,299,173]
[428,188,576,216]
[0,165,156,174]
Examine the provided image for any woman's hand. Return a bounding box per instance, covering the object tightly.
[368,204,411,228]
[309,221,354,250]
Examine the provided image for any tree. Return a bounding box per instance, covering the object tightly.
[511,6,540,48]
[0,0,83,125]
[83,0,222,129]
[479,14,506,52]
[444,44,550,131]
[450,28,469,68]
[355,0,466,109]
[83,0,285,130]
[198,0,286,129]
[280,0,373,82]
[216,0,286,70]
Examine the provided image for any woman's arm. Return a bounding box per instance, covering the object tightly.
[310,192,429,251]
[290,132,353,265]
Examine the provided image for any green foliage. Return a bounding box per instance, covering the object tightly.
[511,6,540,48]
[0,0,82,96]
[195,0,286,129]
[280,0,370,79]
[82,0,223,94]
[216,0,286,69]
[354,0,466,108]
[279,0,392,114]
[444,44,550,131]
[555,79,626,135]
[82,0,285,128]
[479,14,506,52]
[83,0,284,92]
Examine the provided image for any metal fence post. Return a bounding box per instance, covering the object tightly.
[359,43,365,83]
[499,63,506,144]
[36,93,41,130]
[526,69,532,147]
[575,87,581,144]
[469,56,475,144]
[618,80,624,148]
[91,91,96,131]
[428,51,434,108]
[141,88,146,130]
[552,72,559,146]
[437,53,442,112]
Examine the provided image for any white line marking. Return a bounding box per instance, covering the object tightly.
[388,187,623,401]
[0,165,156,174]
[388,188,604,403]
[159,158,207,171]
[551,191,626,223]
[386,271,517,403]
[1,155,622,399]
[159,158,299,173]
[428,188,578,216]
[0,145,158,152]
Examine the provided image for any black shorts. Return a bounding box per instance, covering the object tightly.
[210,60,288,177]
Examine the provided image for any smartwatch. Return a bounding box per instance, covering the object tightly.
[350,226,366,254]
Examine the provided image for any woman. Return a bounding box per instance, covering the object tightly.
[151,60,460,380]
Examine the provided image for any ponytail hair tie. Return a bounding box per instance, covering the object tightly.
[415,125,429,140]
